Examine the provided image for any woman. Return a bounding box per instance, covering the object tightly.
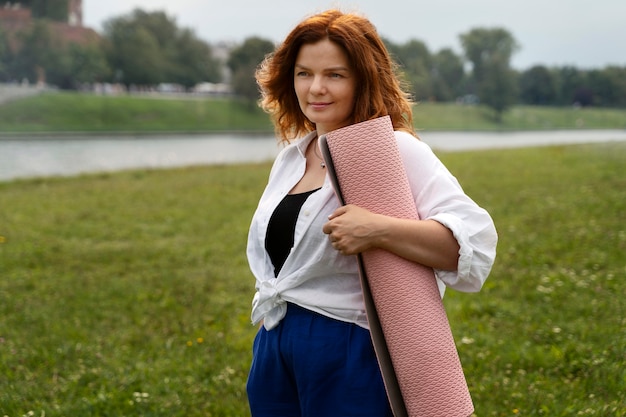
[246,9,497,417]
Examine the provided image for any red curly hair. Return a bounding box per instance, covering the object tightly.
[256,9,415,143]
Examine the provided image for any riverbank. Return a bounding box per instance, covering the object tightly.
[3,129,626,182]
[0,90,625,133]
[0,83,46,105]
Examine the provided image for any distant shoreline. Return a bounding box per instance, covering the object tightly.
[1,90,625,134]
[3,130,626,182]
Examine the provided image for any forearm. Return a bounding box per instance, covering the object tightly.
[324,205,460,271]
[373,216,460,271]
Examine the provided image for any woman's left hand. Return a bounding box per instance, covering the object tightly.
[322,204,382,255]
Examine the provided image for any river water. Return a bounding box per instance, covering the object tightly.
[1,130,625,182]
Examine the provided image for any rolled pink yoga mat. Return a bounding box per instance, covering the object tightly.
[320,116,474,417]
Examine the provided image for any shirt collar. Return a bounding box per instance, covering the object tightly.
[294,131,318,159]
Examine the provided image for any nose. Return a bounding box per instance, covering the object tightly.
[310,75,326,95]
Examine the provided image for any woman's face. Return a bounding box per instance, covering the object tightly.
[294,39,356,136]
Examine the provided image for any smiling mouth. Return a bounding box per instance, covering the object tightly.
[309,102,331,109]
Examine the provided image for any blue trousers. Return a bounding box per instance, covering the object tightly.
[247,303,393,417]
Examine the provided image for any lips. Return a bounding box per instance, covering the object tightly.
[309,102,332,110]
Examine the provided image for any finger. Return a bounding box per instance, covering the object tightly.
[328,205,348,220]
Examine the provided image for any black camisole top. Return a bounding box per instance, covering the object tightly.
[265,188,320,277]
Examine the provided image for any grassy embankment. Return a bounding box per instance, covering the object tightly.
[0,91,625,133]
[1,140,625,416]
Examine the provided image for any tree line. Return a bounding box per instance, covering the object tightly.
[13,0,69,21]
[1,8,625,120]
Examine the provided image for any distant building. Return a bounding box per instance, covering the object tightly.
[0,3,31,35]
[68,0,82,26]
[0,1,99,49]
[1,1,99,84]
[211,40,236,84]
[2,0,84,26]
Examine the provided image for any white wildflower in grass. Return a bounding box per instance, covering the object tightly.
[461,337,475,345]
[212,366,236,384]
[575,280,589,288]
[132,392,150,403]
[536,285,554,294]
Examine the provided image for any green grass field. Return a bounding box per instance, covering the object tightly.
[1,142,625,416]
[0,91,625,133]
[0,93,274,133]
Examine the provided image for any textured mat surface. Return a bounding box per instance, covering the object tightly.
[320,116,474,417]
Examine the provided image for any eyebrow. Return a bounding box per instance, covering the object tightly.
[294,64,350,72]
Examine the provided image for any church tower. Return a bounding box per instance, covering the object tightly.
[68,0,82,26]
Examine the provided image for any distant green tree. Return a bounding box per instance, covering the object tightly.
[227,36,275,102]
[0,26,8,79]
[104,18,165,86]
[386,39,432,101]
[602,66,626,107]
[103,9,221,88]
[519,65,557,105]
[11,20,61,84]
[171,28,221,88]
[479,56,518,120]
[73,44,111,84]
[22,0,69,22]
[587,67,626,107]
[554,66,585,106]
[48,43,111,88]
[460,27,519,122]
[431,48,465,102]
[2,16,108,87]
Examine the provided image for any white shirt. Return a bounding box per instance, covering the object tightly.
[247,130,498,330]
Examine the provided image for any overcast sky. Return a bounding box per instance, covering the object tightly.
[83,0,626,70]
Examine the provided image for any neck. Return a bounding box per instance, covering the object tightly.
[310,136,326,169]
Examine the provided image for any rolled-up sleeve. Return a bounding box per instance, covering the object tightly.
[431,211,497,292]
